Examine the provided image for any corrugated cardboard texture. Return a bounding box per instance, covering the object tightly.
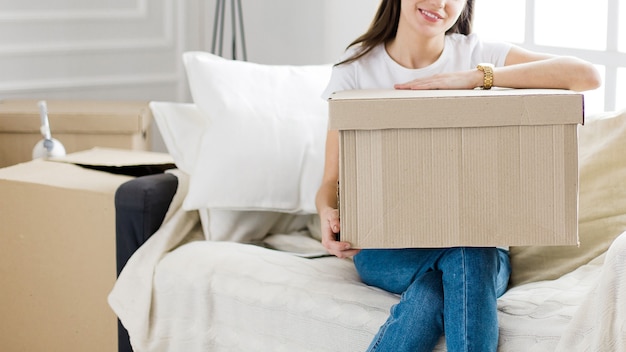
[0,100,153,168]
[0,159,134,352]
[332,89,583,248]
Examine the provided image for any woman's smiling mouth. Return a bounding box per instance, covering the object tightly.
[419,8,443,22]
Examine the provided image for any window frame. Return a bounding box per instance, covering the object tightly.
[475,0,624,112]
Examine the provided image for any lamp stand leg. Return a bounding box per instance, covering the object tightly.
[210,0,246,61]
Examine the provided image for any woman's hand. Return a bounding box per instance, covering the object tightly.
[316,129,360,259]
[319,207,360,259]
[394,69,482,90]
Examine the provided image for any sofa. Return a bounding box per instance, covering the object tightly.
[109,52,626,351]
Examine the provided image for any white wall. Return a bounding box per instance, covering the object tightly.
[230,0,379,65]
[321,0,380,64]
[0,0,379,151]
[0,0,185,101]
[0,0,379,100]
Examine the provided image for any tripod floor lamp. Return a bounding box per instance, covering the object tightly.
[211,0,247,61]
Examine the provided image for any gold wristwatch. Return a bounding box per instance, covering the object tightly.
[477,63,494,90]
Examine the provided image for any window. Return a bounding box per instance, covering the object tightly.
[473,0,625,115]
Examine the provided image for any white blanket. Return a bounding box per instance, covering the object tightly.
[108,170,204,346]
[555,233,626,351]
[109,169,626,351]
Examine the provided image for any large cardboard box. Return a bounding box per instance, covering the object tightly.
[329,89,583,248]
[0,100,153,168]
[0,148,174,352]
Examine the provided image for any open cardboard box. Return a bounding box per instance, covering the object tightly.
[329,89,583,249]
[0,148,173,352]
[0,100,153,168]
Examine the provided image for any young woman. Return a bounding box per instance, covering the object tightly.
[316,0,601,351]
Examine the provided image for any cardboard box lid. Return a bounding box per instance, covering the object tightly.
[329,88,584,130]
[0,158,133,193]
[0,100,151,134]
[49,147,175,177]
[49,147,174,167]
[0,147,175,191]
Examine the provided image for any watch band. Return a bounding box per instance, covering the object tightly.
[477,63,494,90]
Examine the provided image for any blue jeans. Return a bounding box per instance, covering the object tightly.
[354,247,510,352]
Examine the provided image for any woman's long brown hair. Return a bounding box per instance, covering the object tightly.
[337,0,474,66]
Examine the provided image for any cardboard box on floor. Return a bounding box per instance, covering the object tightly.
[329,89,583,249]
[0,100,153,168]
[0,148,174,352]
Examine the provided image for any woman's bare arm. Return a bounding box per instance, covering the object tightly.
[395,45,601,92]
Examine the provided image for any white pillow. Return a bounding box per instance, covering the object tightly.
[149,102,206,174]
[150,101,313,243]
[182,51,332,214]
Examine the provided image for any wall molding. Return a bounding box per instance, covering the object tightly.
[0,0,147,22]
[0,73,178,94]
[0,38,173,56]
[0,0,174,56]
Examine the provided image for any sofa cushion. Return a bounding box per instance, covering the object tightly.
[182,52,332,214]
[198,208,311,243]
[509,109,626,287]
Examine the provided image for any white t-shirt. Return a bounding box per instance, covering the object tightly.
[322,33,512,99]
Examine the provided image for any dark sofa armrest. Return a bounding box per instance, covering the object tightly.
[114,172,178,352]
[115,172,179,275]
